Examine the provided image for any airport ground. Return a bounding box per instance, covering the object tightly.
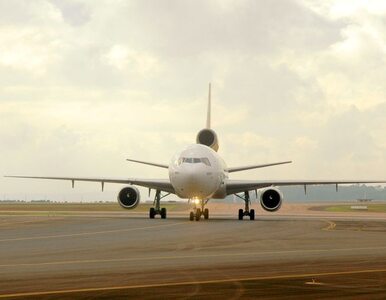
[0,202,386,299]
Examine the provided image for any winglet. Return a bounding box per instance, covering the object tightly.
[206,83,211,129]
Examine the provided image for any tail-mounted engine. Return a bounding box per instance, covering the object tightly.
[118,186,140,209]
[196,128,219,152]
[260,187,283,212]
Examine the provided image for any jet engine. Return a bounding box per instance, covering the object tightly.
[260,187,283,212]
[196,128,219,152]
[118,186,140,209]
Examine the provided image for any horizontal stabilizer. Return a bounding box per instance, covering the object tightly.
[126,158,169,169]
[226,161,292,173]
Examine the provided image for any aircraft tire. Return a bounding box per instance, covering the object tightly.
[161,208,167,219]
[238,209,243,220]
[250,209,255,220]
[189,212,194,221]
[204,208,209,220]
[149,208,155,219]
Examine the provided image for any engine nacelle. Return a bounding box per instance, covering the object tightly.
[260,187,283,212]
[118,186,140,209]
[196,128,219,152]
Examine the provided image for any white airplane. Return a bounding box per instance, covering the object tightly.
[6,84,386,221]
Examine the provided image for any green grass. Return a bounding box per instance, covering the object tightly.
[324,204,386,213]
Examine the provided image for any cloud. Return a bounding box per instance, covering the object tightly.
[0,26,62,75]
[0,0,385,201]
[50,0,91,26]
[102,44,160,76]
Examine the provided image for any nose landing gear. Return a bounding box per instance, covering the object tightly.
[149,190,170,219]
[203,208,209,219]
[189,199,209,221]
[236,191,255,220]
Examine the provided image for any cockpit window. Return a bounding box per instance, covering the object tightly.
[177,157,211,166]
[201,158,211,166]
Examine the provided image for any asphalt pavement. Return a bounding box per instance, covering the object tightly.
[0,210,386,299]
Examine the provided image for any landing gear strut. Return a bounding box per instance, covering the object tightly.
[235,191,255,220]
[189,199,209,221]
[149,190,170,219]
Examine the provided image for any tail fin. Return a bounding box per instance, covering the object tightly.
[197,83,219,151]
[206,83,211,129]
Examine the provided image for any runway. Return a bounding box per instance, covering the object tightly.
[1,209,386,299]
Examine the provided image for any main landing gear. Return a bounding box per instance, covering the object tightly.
[189,199,209,221]
[149,190,170,219]
[236,191,255,220]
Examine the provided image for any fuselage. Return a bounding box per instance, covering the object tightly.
[168,144,228,199]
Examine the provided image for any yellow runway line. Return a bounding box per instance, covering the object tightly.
[2,268,386,298]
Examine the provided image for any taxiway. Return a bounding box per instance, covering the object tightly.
[0,205,386,299]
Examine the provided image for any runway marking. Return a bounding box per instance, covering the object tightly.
[0,221,187,243]
[2,245,386,268]
[322,220,336,231]
[0,218,66,227]
[305,278,324,286]
[0,220,36,227]
[2,268,386,298]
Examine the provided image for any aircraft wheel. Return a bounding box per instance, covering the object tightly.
[195,209,201,221]
[149,207,155,219]
[204,208,209,220]
[189,212,194,221]
[250,209,255,220]
[238,209,243,220]
[161,207,167,219]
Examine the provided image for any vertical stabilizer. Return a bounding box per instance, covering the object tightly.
[206,83,211,129]
[197,83,219,151]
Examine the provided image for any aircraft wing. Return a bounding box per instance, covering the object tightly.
[4,176,175,194]
[226,161,292,173]
[226,179,386,195]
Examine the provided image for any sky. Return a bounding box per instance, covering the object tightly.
[1,0,386,201]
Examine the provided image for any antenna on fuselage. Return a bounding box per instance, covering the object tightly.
[206,83,211,129]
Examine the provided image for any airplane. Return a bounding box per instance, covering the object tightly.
[5,84,386,221]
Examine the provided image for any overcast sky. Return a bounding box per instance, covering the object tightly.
[1,0,386,201]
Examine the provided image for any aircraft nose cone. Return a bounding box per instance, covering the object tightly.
[185,169,201,186]
[183,166,215,198]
